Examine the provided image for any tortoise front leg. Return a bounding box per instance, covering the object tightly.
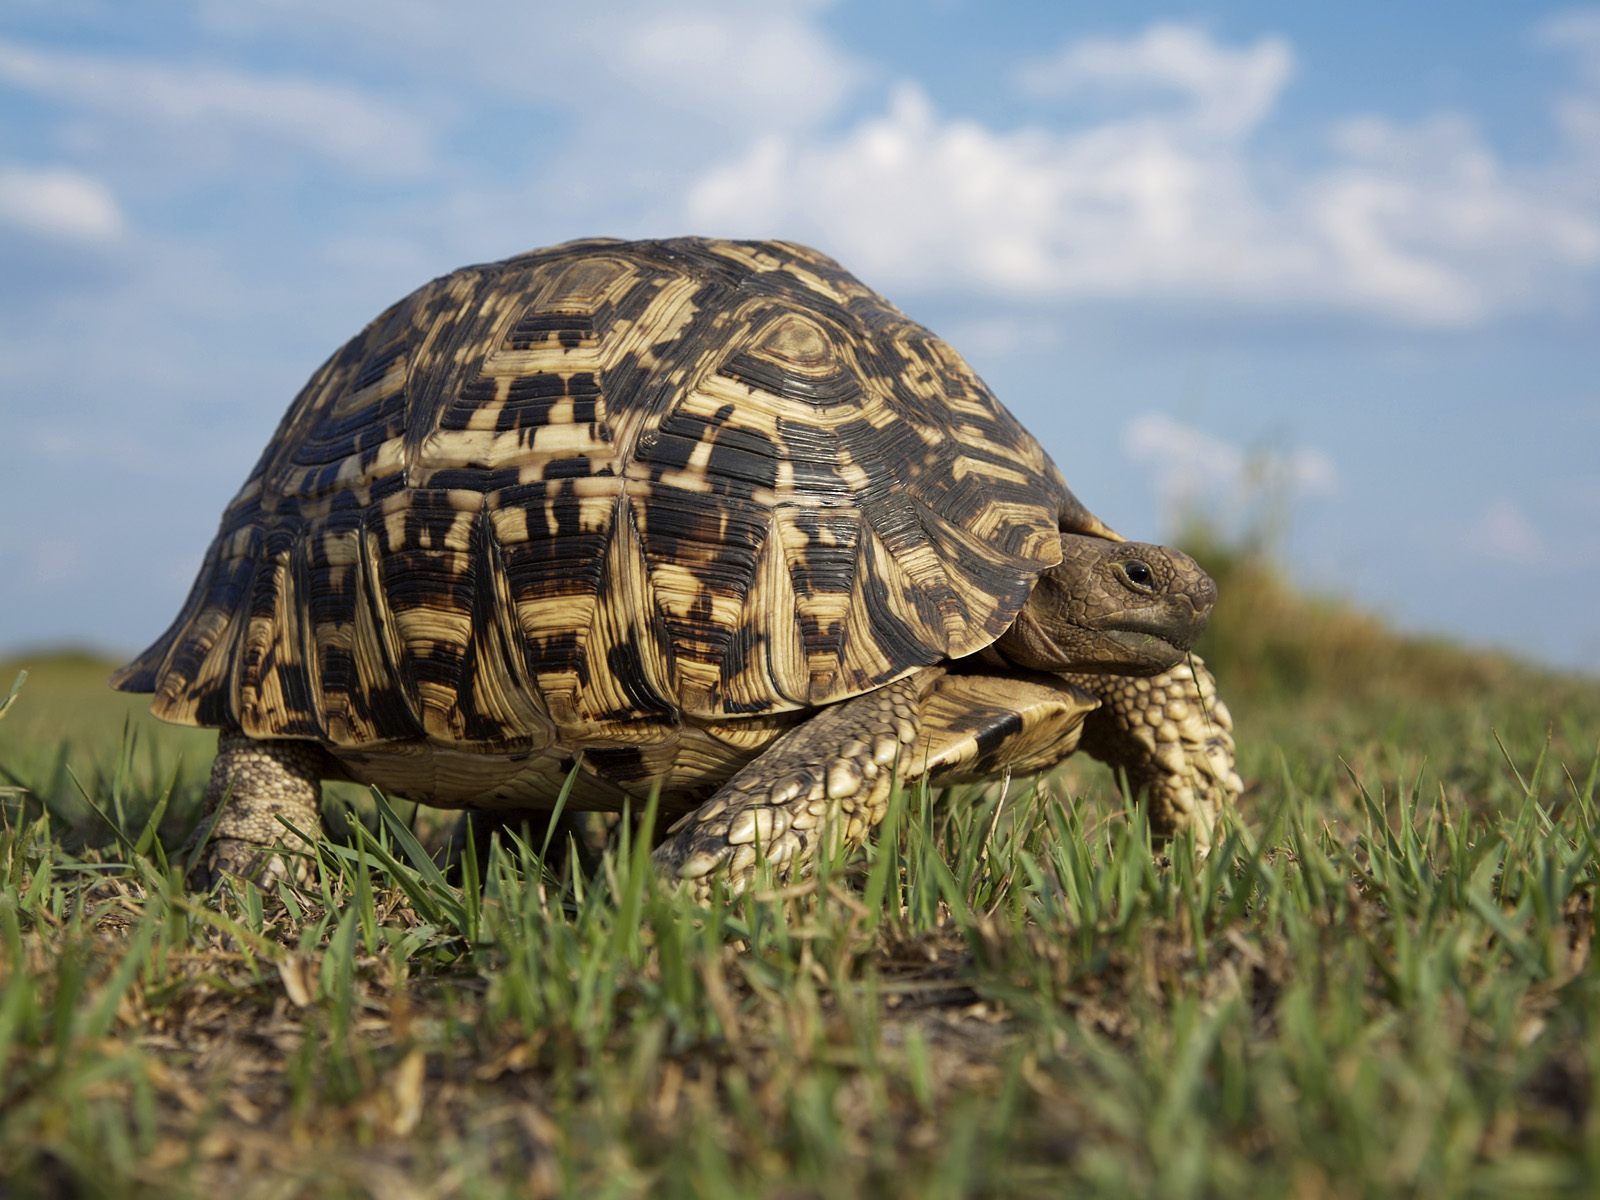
[193,730,327,887]
[653,672,934,898]
[1066,654,1241,851]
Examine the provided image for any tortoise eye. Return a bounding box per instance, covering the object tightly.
[1121,560,1156,592]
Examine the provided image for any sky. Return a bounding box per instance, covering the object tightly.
[1,1,1598,672]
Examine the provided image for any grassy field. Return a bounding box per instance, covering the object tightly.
[2,544,1599,1199]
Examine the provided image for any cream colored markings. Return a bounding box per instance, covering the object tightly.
[631,404,756,702]
[911,674,1095,782]
[432,258,705,740]
[654,670,936,896]
[492,497,611,729]
[418,257,635,474]
[419,267,702,480]
[118,236,1079,770]
[357,518,423,737]
[658,286,1060,711]
[771,506,860,696]
[253,305,401,504]
[326,521,411,744]
[895,501,1026,651]
[131,294,411,726]
[718,510,809,710]
[372,489,482,741]
[491,478,619,731]
[302,524,357,742]
[452,511,558,748]
[656,388,965,703]
[1065,654,1241,850]
[400,269,495,485]
[569,496,679,741]
[707,240,875,312]
[885,329,1065,569]
[834,528,923,695]
[233,544,316,739]
[630,298,875,710]
[267,439,409,527]
[272,361,410,504]
[427,255,692,745]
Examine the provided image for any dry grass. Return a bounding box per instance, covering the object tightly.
[3,549,1599,1198]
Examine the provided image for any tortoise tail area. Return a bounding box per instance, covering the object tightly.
[108,493,592,753]
[108,517,427,744]
[110,534,255,729]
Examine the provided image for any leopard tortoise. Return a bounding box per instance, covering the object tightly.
[113,237,1240,894]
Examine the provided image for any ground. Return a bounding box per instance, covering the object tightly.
[1,542,1598,1198]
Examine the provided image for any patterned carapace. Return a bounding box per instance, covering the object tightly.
[115,238,1110,780]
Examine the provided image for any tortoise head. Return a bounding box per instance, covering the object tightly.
[994,534,1216,676]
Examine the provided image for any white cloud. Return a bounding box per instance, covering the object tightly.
[688,82,1293,298]
[1467,499,1549,565]
[594,3,864,133]
[0,37,434,177]
[1537,9,1600,77]
[1122,413,1337,519]
[1018,21,1293,136]
[0,164,122,241]
[685,22,1600,327]
[1309,114,1600,323]
[194,0,862,138]
[1535,11,1600,186]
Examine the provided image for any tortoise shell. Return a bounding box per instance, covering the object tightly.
[116,238,1108,754]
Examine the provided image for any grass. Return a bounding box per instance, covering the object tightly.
[2,546,1599,1199]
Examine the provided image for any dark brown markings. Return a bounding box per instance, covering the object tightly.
[498,516,608,605]
[583,744,652,784]
[237,532,321,738]
[771,416,857,503]
[300,518,359,734]
[128,529,263,723]
[526,629,586,685]
[441,372,605,438]
[449,510,532,743]
[423,466,526,493]
[401,268,496,472]
[784,507,862,594]
[855,544,932,671]
[649,408,784,497]
[717,623,774,714]
[970,706,1025,763]
[505,310,595,350]
[288,385,404,472]
[719,351,862,407]
[119,236,1075,743]
[603,638,677,721]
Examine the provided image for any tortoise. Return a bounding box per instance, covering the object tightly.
[113,237,1240,894]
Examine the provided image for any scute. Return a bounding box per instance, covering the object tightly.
[115,237,1085,748]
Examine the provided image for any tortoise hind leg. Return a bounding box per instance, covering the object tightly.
[193,730,328,887]
[653,672,933,898]
[1065,654,1241,851]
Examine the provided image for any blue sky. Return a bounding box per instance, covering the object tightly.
[2,1,1598,671]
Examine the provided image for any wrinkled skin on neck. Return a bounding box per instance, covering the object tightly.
[994,534,1216,675]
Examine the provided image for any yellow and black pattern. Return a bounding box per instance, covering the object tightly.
[115,238,1095,779]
